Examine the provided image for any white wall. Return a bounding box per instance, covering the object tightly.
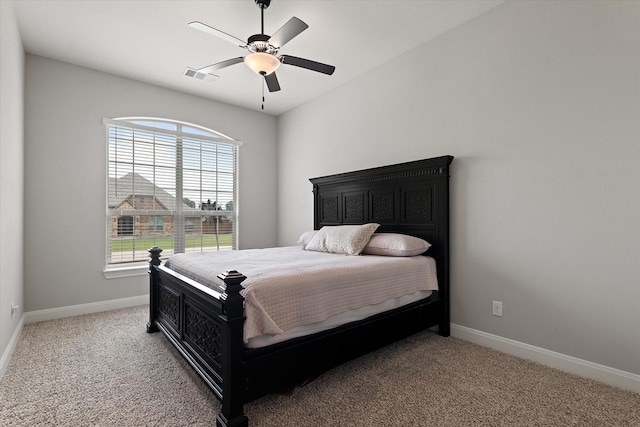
[277,1,640,375]
[24,55,278,312]
[0,1,25,367]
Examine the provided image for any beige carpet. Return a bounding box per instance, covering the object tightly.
[1,305,638,426]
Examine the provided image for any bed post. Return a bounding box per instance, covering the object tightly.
[146,247,162,334]
[216,270,249,427]
[439,157,453,337]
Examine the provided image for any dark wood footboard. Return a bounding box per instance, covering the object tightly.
[147,247,249,427]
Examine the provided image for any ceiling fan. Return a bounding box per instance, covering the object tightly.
[184,0,335,94]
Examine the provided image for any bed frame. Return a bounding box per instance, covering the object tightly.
[147,155,453,427]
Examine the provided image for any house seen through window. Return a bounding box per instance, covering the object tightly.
[105,117,240,267]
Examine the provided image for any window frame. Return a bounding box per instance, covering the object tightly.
[103,117,241,277]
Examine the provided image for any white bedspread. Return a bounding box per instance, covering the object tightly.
[164,246,438,342]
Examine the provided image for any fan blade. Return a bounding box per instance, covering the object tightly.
[264,72,281,92]
[280,55,335,75]
[188,21,246,47]
[268,17,308,48]
[197,57,245,74]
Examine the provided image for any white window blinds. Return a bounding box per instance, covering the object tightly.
[104,118,240,267]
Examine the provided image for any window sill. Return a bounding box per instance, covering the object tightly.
[103,263,148,280]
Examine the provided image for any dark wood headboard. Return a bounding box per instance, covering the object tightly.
[309,155,454,332]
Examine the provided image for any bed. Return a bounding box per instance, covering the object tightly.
[146,155,453,427]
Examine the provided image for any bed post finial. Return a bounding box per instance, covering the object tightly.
[148,246,163,265]
[218,270,246,318]
[147,247,163,333]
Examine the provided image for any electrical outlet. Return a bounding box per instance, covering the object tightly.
[11,303,19,318]
[492,300,503,317]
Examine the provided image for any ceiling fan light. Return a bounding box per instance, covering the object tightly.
[244,52,280,75]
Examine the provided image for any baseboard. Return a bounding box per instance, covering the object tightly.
[451,323,640,394]
[24,295,149,324]
[0,314,25,380]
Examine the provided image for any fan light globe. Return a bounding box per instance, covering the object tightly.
[244,52,280,75]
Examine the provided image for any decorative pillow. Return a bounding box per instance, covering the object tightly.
[304,223,380,255]
[296,230,318,246]
[361,233,431,257]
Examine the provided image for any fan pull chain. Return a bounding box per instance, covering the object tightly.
[261,78,265,110]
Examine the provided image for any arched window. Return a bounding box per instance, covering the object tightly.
[105,117,241,267]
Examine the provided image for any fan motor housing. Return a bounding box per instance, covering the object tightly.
[247,34,278,54]
[248,34,270,44]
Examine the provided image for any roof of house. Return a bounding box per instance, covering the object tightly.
[108,172,192,211]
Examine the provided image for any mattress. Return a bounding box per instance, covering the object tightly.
[164,246,438,346]
[246,289,432,348]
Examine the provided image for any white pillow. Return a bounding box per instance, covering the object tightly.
[296,230,317,246]
[361,233,431,257]
[304,223,380,255]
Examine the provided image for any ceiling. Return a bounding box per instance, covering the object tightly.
[12,0,504,116]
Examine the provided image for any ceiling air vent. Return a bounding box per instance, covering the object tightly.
[183,67,216,82]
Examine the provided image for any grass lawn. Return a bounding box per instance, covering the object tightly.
[111,234,233,252]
